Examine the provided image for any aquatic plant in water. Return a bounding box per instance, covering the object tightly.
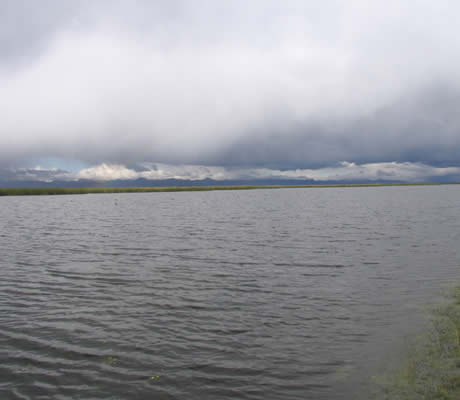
[375,287,460,400]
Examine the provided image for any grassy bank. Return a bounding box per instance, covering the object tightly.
[375,286,460,400]
[0,182,458,196]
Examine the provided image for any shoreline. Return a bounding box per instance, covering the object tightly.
[1,182,459,196]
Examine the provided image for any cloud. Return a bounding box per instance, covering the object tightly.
[265,162,460,182]
[1,1,460,169]
[80,162,460,183]
[0,166,70,183]
[4,161,458,184]
[76,163,138,181]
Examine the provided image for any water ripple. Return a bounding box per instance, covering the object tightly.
[1,186,460,399]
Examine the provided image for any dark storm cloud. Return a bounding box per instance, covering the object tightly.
[1,0,460,170]
[213,83,460,169]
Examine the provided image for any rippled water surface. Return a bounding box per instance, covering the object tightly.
[1,186,460,399]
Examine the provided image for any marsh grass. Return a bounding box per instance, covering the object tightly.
[0,183,456,196]
[374,287,460,400]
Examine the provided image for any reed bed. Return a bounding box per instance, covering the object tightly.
[375,286,460,400]
[0,183,455,196]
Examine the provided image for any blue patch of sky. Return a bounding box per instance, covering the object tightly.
[27,157,89,172]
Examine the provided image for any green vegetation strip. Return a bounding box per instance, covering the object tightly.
[0,183,458,196]
[375,286,460,400]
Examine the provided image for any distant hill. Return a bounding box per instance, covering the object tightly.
[0,177,410,188]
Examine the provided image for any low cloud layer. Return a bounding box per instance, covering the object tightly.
[4,161,460,184]
[1,1,460,171]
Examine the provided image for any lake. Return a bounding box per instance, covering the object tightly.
[1,186,459,399]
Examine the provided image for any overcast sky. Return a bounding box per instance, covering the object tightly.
[1,0,460,182]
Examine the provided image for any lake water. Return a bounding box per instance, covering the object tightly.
[1,186,459,399]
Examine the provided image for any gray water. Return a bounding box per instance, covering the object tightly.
[1,186,459,400]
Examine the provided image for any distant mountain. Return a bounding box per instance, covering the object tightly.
[0,177,412,188]
[101,177,410,187]
[0,179,100,188]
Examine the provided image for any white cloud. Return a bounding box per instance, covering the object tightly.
[76,163,138,181]
[255,162,460,182]
[28,161,459,183]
